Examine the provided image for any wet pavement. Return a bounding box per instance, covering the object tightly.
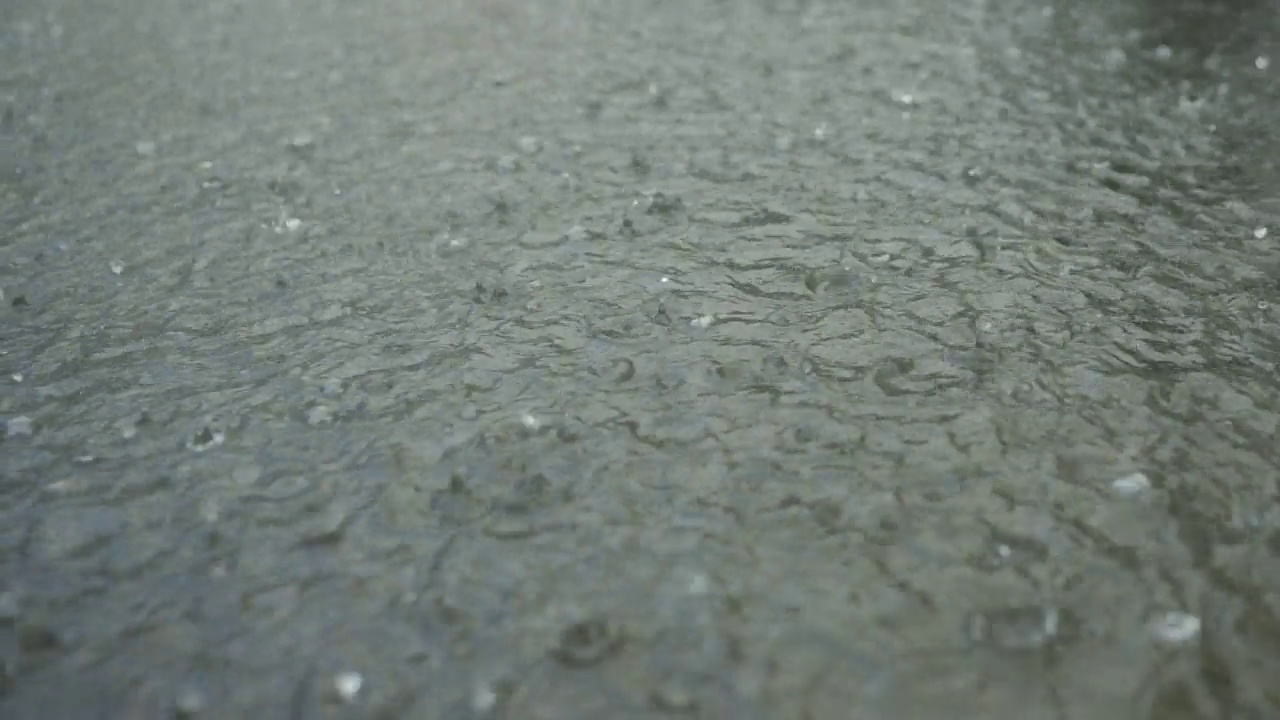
[2,0,1279,717]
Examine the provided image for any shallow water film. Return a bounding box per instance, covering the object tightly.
[2,0,1279,717]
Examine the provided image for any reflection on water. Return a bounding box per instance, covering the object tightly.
[1,0,1277,717]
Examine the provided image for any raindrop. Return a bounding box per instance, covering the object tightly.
[332,672,363,703]
[967,606,1060,650]
[188,427,224,452]
[5,416,33,437]
[1149,611,1200,645]
[286,132,316,154]
[686,572,711,595]
[471,682,498,712]
[0,591,20,622]
[174,685,207,717]
[550,617,626,667]
[517,136,541,154]
[650,676,698,713]
[1110,472,1150,496]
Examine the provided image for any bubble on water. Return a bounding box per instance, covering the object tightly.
[1253,226,1268,239]
[691,315,714,329]
[1256,56,1270,71]
[520,412,542,430]
[110,260,124,275]
[1154,45,1172,61]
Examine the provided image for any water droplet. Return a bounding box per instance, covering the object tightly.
[517,136,541,154]
[1149,611,1200,644]
[686,572,711,595]
[174,685,207,717]
[333,671,363,703]
[188,427,224,452]
[1110,472,1150,496]
[967,606,1060,650]
[471,682,498,712]
[286,133,315,153]
[5,416,33,437]
[550,617,625,667]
